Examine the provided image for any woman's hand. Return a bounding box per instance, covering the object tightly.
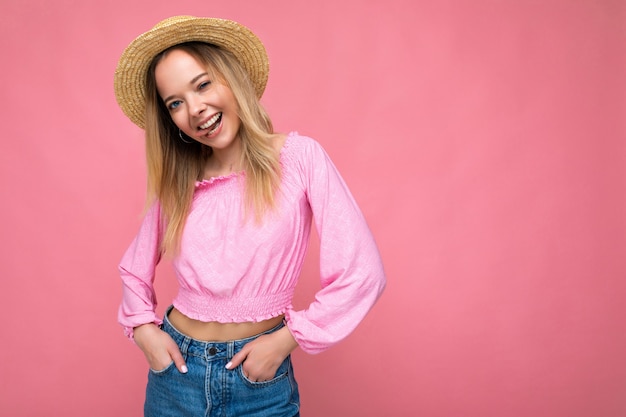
[133,323,188,374]
[225,326,299,382]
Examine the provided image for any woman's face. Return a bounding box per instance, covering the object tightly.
[155,48,241,151]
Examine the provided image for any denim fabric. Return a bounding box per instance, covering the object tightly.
[144,308,300,417]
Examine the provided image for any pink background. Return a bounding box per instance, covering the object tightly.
[1,0,625,416]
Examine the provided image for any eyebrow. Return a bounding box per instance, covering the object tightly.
[162,72,209,104]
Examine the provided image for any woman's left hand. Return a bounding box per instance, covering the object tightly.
[225,326,299,382]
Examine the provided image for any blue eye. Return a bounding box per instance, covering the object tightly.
[199,81,211,90]
[168,100,182,110]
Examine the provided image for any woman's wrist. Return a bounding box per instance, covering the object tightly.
[133,323,160,346]
[276,326,299,355]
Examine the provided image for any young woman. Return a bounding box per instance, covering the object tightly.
[114,16,386,417]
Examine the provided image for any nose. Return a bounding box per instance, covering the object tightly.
[188,94,206,116]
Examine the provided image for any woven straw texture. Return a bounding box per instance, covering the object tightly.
[114,16,269,129]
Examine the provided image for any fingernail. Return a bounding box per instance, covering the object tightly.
[225,362,232,369]
[181,365,188,374]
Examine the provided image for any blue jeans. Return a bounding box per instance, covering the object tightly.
[145,307,300,417]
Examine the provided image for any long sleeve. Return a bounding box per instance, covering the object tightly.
[117,202,164,339]
[285,138,386,354]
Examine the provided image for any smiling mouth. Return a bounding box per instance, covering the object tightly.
[199,112,222,134]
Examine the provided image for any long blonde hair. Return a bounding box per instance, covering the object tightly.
[144,42,281,254]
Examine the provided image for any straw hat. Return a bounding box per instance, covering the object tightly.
[114,16,269,129]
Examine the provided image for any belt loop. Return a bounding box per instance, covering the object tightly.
[227,341,235,359]
[179,336,191,356]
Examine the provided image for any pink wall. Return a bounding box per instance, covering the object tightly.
[1,0,625,415]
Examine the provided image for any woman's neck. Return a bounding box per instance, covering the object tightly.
[204,145,243,178]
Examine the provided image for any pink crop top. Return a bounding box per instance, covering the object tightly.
[118,132,386,354]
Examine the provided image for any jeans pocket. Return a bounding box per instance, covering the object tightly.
[238,356,291,388]
[149,361,176,376]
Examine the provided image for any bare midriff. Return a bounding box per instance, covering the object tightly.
[168,307,285,341]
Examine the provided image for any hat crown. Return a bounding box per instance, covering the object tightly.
[153,16,196,30]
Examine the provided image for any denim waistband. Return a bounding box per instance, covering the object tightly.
[161,306,285,361]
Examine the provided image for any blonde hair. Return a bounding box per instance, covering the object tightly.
[144,42,281,254]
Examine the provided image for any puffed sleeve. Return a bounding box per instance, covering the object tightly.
[117,201,164,339]
[285,136,386,354]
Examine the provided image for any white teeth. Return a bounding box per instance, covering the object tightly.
[199,113,221,130]
[208,122,220,135]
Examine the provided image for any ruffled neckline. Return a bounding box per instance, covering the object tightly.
[194,171,242,188]
[194,131,297,189]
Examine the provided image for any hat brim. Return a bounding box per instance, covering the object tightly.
[114,16,269,129]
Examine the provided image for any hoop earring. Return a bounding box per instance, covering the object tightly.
[178,129,193,144]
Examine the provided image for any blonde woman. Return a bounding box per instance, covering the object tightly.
[114,16,385,417]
